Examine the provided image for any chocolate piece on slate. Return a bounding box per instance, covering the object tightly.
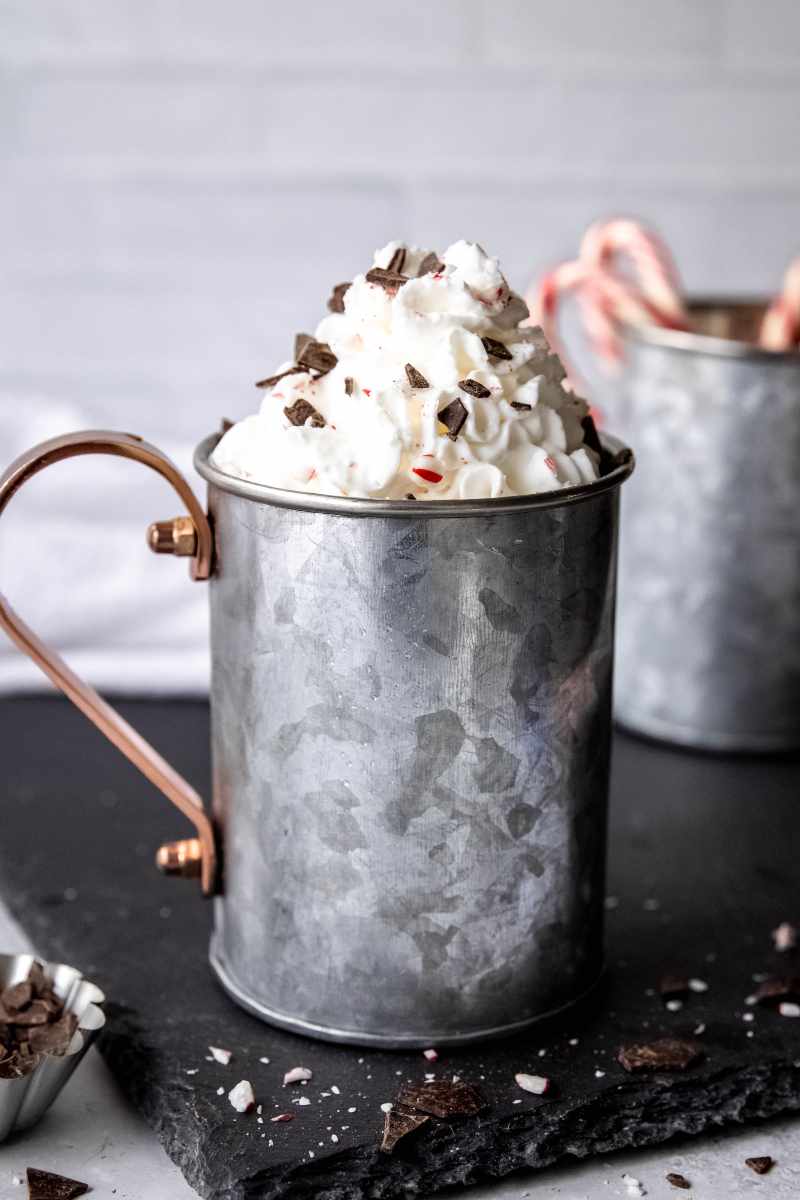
[581,414,603,456]
[745,1156,774,1175]
[659,975,690,1002]
[379,1102,430,1153]
[327,282,351,314]
[397,1080,485,1117]
[386,247,406,274]
[255,366,306,390]
[754,977,800,1007]
[481,335,512,361]
[417,252,444,277]
[617,1037,704,1073]
[510,401,532,411]
[458,379,491,400]
[283,399,326,429]
[405,364,430,389]
[296,338,337,376]
[26,1168,90,1199]
[437,398,468,441]
[365,267,408,292]
[344,376,355,395]
[666,1173,691,1189]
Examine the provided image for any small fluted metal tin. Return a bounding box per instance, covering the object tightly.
[601,303,800,751]
[195,433,633,1046]
[0,953,105,1142]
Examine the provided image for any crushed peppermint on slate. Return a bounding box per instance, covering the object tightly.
[481,335,512,361]
[745,1156,774,1174]
[25,1169,89,1200]
[510,401,532,411]
[0,962,78,1079]
[344,376,355,395]
[437,397,468,441]
[617,1037,704,1073]
[772,921,797,951]
[297,337,337,376]
[386,247,406,274]
[365,266,408,291]
[284,398,326,428]
[666,1172,691,1189]
[458,378,491,399]
[581,413,603,456]
[255,365,306,390]
[380,1102,430,1153]
[327,282,351,314]
[417,252,444,277]
[405,363,430,389]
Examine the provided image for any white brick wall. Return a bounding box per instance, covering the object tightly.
[1,0,799,694]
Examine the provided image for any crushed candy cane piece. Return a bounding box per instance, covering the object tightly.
[380,1102,393,1113]
[779,1001,800,1017]
[209,1046,232,1065]
[259,1056,270,1064]
[270,1112,294,1123]
[514,1073,549,1095]
[622,1173,646,1196]
[666,999,684,1012]
[330,1084,340,1094]
[773,922,797,952]
[228,1080,256,1113]
[283,1066,313,1085]
[423,1048,438,1062]
[295,1096,311,1106]
[688,978,708,993]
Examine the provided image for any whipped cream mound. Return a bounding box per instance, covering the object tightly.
[213,240,602,501]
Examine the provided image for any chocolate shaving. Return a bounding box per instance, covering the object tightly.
[581,414,603,456]
[365,266,408,292]
[659,974,690,1002]
[386,247,406,274]
[220,417,234,433]
[745,1156,774,1175]
[344,377,355,396]
[255,365,306,390]
[666,1173,691,1189]
[437,398,468,441]
[26,1168,90,1199]
[754,976,800,1006]
[294,332,314,361]
[296,338,338,376]
[380,1102,430,1153]
[618,1037,704,1073]
[327,282,351,314]
[405,364,430,389]
[481,335,512,361]
[397,1080,485,1118]
[458,379,491,400]
[510,401,532,412]
[283,399,326,428]
[417,252,444,277]
[404,494,417,501]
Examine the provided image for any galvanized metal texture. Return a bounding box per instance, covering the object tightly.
[198,435,633,1046]
[0,953,105,1142]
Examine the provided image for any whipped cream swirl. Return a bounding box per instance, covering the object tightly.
[213,240,601,500]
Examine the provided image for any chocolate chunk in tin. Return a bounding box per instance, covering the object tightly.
[745,1156,774,1175]
[26,1168,90,1199]
[417,252,444,277]
[255,365,306,390]
[365,266,408,291]
[581,413,603,456]
[386,247,406,274]
[327,281,351,314]
[12,999,50,1027]
[344,376,355,395]
[437,398,468,441]
[666,1173,691,1189]
[405,364,430,389]
[27,1012,78,1055]
[379,1101,430,1153]
[2,981,32,1013]
[458,379,491,400]
[658,974,690,1002]
[754,976,800,1006]
[283,398,326,429]
[481,335,512,361]
[397,1079,485,1117]
[617,1037,704,1073]
[510,401,532,411]
[297,338,338,376]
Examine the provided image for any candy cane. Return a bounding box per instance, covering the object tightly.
[580,218,688,325]
[760,258,800,351]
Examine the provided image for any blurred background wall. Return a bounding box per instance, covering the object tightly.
[2,0,799,693]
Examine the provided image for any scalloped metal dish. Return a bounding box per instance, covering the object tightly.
[0,952,106,1142]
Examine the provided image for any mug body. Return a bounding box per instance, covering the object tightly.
[608,309,800,751]
[197,436,631,1046]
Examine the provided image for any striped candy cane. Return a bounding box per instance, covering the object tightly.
[580,218,688,326]
[760,258,800,351]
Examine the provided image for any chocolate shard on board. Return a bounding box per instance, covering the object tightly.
[658,974,690,1002]
[327,281,351,314]
[458,379,491,400]
[26,1168,90,1200]
[365,266,408,291]
[398,1079,485,1118]
[405,364,430,389]
[481,335,512,361]
[618,1037,704,1073]
[754,976,800,1006]
[417,252,444,277]
[344,376,355,396]
[386,247,406,274]
[379,1102,430,1153]
[666,1173,691,1189]
[581,413,603,456]
[297,338,338,376]
[255,365,306,390]
[283,398,326,429]
[437,398,468,441]
[745,1156,774,1175]
[510,401,532,411]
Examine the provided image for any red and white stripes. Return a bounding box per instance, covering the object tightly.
[760,258,800,352]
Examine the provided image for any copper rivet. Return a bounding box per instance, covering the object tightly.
[156,838,203,878]
[147,516,198,557]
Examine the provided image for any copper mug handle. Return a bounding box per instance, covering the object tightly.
[0,430,219,895]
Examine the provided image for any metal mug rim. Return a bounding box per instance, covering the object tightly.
[194,431,634,518]
[628,296,800,365]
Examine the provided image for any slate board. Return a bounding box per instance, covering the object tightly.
[0,696,799,1200]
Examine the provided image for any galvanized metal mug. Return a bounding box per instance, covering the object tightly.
[563,302,800,752]
[0,428,633,1046]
